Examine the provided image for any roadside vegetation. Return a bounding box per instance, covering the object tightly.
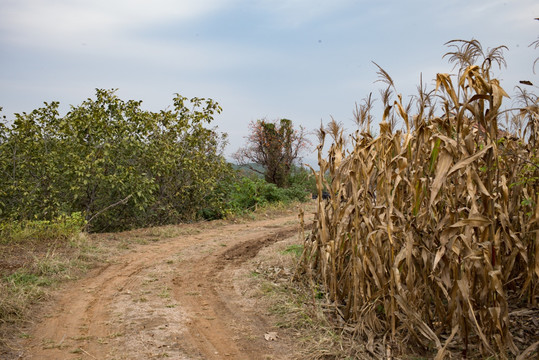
[0,90,313,231]
[0,90,313,354]
[212,165,315,218]
[297,40,538,359]
[0,217,103,351]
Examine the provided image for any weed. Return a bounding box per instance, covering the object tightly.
[281,244,303,257]
[158,286,171,299]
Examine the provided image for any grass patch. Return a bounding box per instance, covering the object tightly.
[255,273,368,359]
[225,200,313,223]
[249,236,370,359]
[0,232,107,354]
[281,244,303,257]
[158,286,171,299]
[5,272,51,287]
[0,214,84,245]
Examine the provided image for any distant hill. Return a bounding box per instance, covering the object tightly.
[230,162,317,178]
[231,163,265,178]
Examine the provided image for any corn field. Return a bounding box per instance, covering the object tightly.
[298,40,538,358]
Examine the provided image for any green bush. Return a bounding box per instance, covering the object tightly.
[199,176,301,219]
[214,175,309,217]
[287,165,317,195]
[0,90,232,232]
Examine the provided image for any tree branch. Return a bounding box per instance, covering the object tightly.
[84,194,133,231]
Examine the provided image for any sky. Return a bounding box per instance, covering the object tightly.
[1,0,538,164]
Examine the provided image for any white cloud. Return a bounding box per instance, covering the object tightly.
[0,0,235,48]
[1,0,275,74]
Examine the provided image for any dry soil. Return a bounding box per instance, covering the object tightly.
[12,211,311,359]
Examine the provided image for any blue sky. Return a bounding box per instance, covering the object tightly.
[1,0,538,163]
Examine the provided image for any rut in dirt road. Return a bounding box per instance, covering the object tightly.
[15,214,311,360]
[174,227,302,360]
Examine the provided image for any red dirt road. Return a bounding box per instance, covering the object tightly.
[15,212,311,359]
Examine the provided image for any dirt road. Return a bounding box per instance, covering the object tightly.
[16,211,311,359]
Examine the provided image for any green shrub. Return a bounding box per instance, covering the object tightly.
[0,212,85,244]
[226,176,308,215]
[287,165,317,195]
[0,90,231,232]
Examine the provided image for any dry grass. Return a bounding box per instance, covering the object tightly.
[0,233,107,354]
[297,40,538,359]
[247,232,374,359]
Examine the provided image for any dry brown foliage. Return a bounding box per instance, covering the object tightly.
[297,40,539,359]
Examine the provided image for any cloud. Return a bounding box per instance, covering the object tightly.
[0,0,236,49]
[1,0,278,76]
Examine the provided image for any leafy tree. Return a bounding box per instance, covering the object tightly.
[0,89,231,231]
[233,118,310,187]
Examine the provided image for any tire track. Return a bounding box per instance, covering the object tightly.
[17,213,311,359]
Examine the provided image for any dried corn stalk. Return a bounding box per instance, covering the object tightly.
[298,40,538,358]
